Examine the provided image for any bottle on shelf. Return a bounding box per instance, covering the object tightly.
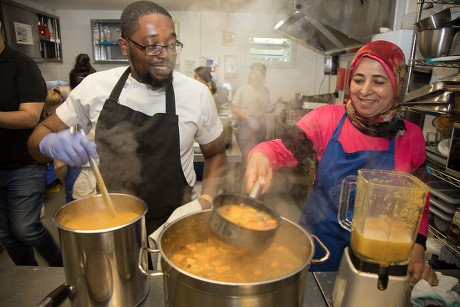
[47,18,54,41]
[93,24,101,44]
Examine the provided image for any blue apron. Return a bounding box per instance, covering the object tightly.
[299,114,395,271]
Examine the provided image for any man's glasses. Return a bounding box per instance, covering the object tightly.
[124,37,183,56]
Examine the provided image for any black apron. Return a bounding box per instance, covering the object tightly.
[95,67,191,234]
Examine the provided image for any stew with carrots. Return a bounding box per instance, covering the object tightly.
[171,237,302,282]
[217,203,278,230]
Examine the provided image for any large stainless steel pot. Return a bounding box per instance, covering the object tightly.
[141,210,329,307]
[54,193,149,307]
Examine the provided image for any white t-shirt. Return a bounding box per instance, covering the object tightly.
[56,66,223,186]
[232,83,270,119]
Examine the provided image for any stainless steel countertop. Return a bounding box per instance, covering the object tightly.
[4,265,456,306]
[0,265,328,306]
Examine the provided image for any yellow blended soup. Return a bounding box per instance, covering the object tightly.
[351,216,414,265]
[217,203,278,230]
[60,210,140,230]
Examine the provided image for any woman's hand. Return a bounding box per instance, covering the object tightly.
[244,152,273,194]
[408,243,438,286]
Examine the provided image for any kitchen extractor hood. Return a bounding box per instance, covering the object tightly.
[274,0,397,56]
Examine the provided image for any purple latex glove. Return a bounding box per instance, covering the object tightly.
[39,129,99,167]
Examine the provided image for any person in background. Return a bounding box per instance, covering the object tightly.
[0,21,62,266]
[42,87,64,120]
[69,53,96,89]
[243,41,437,286]
[231,63,277,162]
[194,66,220,112]
[28,1,227,237]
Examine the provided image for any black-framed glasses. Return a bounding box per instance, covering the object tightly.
[124,37,183,56]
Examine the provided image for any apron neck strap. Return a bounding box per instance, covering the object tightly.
[107,66,131,102]
[165,84,175,114]
[107,66,176,114]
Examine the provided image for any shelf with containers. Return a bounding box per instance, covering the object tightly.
[37,13,61,61]
[0,0,62,62]
[91,19,127,63]
[404,0,460,260]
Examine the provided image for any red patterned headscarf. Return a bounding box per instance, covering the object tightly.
[345,40,407,138]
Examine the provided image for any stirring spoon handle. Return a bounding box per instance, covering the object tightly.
[70,125,117,217]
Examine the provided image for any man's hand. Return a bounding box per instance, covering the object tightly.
[39,129,98,167]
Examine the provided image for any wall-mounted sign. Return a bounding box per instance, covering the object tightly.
[13,22,34,45]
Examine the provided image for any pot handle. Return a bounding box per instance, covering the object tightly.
[248,181,262,199]
[309,235,330,263]
[138,246,164,277]
[36,283,72,307]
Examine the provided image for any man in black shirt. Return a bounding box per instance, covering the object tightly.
[0,21,62,266]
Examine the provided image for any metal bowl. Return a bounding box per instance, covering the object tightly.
[415,8,451,31]
[208,193,281,255]
[417,27,459,58]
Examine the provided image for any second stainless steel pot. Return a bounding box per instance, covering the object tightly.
[54,193,149,307]
[142,210,329,307]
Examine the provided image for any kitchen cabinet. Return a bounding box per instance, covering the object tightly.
[91,19,127,63]
[405,0,460,260]
[0,0,62,62]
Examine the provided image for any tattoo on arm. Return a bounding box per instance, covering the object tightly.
[280,126,315,163]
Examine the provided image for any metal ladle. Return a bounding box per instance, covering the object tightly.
[208,182,281,254]
[70,126,117,218]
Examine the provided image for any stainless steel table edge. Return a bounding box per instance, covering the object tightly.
[0,266,329,306]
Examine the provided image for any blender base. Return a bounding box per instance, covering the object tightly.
[332,247,411,307]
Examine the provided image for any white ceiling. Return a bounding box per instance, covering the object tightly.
[24,0,292,13]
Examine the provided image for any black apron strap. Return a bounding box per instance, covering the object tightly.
[165,84,175,114]
[107,67,131,102]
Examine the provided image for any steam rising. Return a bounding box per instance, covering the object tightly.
[97,121,142,194]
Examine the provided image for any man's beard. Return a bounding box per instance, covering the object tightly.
[137,69,173,90]
[129,54,173,90]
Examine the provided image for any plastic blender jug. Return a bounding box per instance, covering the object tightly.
[339,169,429,266]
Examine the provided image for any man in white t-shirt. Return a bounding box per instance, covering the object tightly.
[28,1,227,235]
[231,63,276,161]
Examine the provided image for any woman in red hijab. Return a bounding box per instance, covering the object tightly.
[243,40,437,285]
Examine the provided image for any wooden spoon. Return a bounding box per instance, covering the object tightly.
[70,126,117,217]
